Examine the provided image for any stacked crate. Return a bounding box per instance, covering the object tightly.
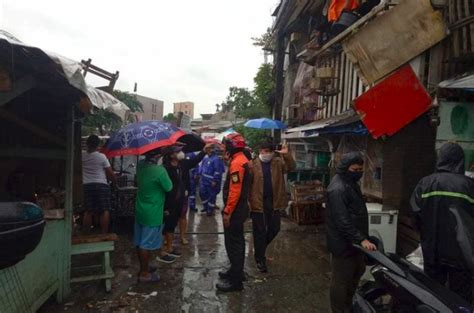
[289,180,326,225]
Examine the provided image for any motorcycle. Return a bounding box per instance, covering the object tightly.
[352,206,474,313]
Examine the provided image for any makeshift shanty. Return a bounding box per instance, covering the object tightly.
[0,31,126,312]
[271,0,467,253]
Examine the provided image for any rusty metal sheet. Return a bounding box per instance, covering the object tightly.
[343,0,447,85]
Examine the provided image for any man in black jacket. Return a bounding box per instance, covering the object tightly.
[160,144,210,260]
[411,142,474,302]
[326,152,376,313]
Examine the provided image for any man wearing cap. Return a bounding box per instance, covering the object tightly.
[199,144,225,216]
[135,148,173,282]
[216,133,251,292]
[249,141,295,273]
[326,152,376,313]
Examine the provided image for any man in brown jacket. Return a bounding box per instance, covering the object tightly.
[250,141,296,272]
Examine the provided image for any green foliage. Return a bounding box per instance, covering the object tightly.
[82,89,143,136]
[82,109,123,136]
[234,124,270,152]
[220,63,274,120]
[163,113,177,122]
[253,63,275,110]
[251,27,274,51]
[112,90,143,113]
[220,62,276,151]
[222,87,255,118]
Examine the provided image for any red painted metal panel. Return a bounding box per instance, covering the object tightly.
[354,65,432,139]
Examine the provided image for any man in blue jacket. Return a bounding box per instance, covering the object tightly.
[199,144,225,216]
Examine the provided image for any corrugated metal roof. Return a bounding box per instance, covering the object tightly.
[285,110,357,133]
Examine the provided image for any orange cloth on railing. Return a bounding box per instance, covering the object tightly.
[328,0,360,22]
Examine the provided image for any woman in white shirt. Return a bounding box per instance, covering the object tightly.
[82,135,117,233]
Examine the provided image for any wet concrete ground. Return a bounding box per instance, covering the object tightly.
[39,209,331,313]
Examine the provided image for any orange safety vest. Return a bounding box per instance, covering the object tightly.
[328,0,359,22]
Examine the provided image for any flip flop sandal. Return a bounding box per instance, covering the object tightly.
[138,272,160,283]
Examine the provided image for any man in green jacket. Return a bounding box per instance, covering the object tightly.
[135,148,173,283]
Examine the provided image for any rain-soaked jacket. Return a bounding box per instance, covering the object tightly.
[326,152,369,257]
[411,143,474,268]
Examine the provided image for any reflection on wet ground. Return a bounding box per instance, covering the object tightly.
[40,207,331,313]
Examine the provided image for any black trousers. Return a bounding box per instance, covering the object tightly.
[224,221,245,283]
[330,253,366,313]
[425,263,473,303]
[251,207,281,263]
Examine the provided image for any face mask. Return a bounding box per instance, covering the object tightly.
[259,152,274,163]
[156,157,163,166]
[347,171,363,182]
[177,151,185,160]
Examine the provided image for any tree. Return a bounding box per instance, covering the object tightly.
[82,89,143,136]
[251,27,274,51]
[220,62,276,149]
[82,109,123,136]
[223,87,255,117]
[234,124,270,153]
[163,113,177,122]
[113,90,143,113]
[253,63,275,110]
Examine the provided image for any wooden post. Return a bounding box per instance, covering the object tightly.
[57,106,75,301]
[273,33,285,142]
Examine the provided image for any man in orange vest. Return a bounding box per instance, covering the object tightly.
[216,133,252,292]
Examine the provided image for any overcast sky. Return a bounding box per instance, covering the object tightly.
[0,0,277,116]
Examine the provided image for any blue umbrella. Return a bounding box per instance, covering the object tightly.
[244,118,287,130]
[102,121,196,158]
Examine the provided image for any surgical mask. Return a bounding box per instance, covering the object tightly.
[177,151,185,160]
[156,157,163,166]
[259,152,274,163]
[347,171,363,182]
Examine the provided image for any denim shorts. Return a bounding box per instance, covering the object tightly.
[134,223,163,250]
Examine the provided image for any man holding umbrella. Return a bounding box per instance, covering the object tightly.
[101,120,207,282]
[135,148,173,282]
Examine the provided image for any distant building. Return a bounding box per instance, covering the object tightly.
[136,94,164,121]
[173,101,194,119]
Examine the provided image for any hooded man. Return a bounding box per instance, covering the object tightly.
[326,152,376,313]
[249,141,295,273]
[411,142,474,302]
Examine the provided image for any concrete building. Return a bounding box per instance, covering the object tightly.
[136,94,164,121]
[173,101,194,119]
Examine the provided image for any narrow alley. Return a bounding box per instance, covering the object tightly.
[39,209,331,313]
